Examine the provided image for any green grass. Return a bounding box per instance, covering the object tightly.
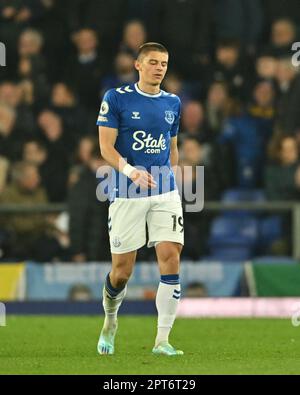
[0,316,299,374]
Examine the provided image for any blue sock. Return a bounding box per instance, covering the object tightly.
[105,273,125,298]
[160,274,180,286]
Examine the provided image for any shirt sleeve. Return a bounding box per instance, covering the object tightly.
[170,96,181,137]
[96,89,120,128]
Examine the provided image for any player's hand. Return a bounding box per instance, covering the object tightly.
[130,169,157,189]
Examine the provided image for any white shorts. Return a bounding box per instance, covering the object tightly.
[108,190,184,254]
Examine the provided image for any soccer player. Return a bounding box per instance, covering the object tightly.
[96,42,184,356]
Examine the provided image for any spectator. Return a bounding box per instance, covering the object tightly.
[265,133,300,200]
[34,211,72,262]
[264,132,300,255]
[219,81,275,188]
[0,103,21,160]
[22,138,46,166]
[180,137,222,200]
[101,51,137,94]
[120,20,146,58]
[68,146,109,262]
[248,80,276,120]
[0,161,49,259]
[178,136,220,259]
[275,57,300,134]
[180,101,211,143]
[65,28,105,112]
[0,0,46,25]
[0,81,36,136]
[18,27,44,58]
[265,18,297,58]
[209,39,250,101]
[0,1,47,78]
[162,72,195,105]
[68,136,98,187]
[0,155,9,193]
[37,110,69,201]
[0,0,299,261]
[72,136,98,167]
[255,53,277,81]
[17,28,50,105]
[21,138,60,203]
[205,81,233,136]
[50,82,88,139]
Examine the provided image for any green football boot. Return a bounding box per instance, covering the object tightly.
[97,322,118,355]
[152,341,184,356]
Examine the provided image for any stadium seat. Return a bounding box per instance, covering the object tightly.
[209,247,254,261]
[208,216,259,260]
[222,189,266,203]
[258,215,283,250]
[221,188,265,217]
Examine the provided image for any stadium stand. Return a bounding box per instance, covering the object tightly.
[0,0,300,262]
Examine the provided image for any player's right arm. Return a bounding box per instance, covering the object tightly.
[99,126,156,189]
[97,89,156,189]
[98,125,126,174]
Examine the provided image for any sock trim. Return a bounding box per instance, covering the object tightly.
[160,274,180,285]
[160,280,179,285]
[105,273,125,298]
[161,274,179,281]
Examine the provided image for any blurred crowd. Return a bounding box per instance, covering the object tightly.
[0,0,300,262]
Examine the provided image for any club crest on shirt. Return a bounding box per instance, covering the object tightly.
[165,111,175,125]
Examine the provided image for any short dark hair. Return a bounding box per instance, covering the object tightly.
[216,38,240,50]
[23,139,46,152]
[137,42,168,60]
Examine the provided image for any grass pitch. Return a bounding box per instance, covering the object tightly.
[0,316,299,374]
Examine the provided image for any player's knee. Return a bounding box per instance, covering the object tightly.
[160,253,180,272]
[111,266,132,288]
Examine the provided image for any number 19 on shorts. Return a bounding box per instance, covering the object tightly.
[172,215,184,233]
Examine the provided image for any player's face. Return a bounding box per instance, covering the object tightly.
[136,51,169,86]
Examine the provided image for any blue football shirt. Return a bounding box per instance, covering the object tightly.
[96,83,181,200]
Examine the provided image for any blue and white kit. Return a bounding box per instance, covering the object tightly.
[97,83,184,253]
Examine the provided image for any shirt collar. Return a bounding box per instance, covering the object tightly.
[134,83,162,98]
